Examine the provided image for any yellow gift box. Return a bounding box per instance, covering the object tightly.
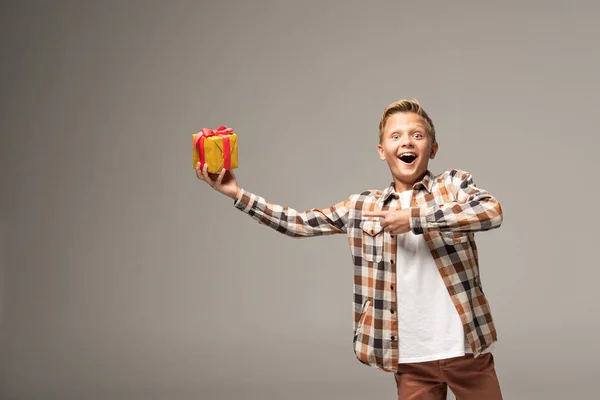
[192,126,238,174]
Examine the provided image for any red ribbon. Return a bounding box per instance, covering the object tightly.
[194,126,233,171]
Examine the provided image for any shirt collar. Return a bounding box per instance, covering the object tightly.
[380,170,434,204]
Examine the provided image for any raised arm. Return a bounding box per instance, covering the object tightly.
[195,163,350,238]
[410,169,503,234]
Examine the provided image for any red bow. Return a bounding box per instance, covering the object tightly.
[200,126,233,137]
[194,126,233,171]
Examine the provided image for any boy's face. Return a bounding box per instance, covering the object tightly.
[377,112,438,191]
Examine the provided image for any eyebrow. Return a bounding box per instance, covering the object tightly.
[388,125,426,134]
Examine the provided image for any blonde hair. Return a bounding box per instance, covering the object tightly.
[378,99,436,144]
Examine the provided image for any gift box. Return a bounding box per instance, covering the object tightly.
[192,126,238,174]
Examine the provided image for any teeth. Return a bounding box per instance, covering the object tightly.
[399,153,416,157]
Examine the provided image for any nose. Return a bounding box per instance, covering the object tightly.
[400,134,414,147]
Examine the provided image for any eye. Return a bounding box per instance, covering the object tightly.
[413,132,423,139]
[392,134,400,140]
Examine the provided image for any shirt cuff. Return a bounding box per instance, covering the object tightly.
[233,188,252,210]
[410,206,428,234]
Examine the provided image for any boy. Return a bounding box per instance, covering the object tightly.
[195,99,503,399]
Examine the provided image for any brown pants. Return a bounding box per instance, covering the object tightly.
[394,353,503,400]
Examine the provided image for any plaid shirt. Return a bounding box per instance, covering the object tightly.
[233,169,502,373]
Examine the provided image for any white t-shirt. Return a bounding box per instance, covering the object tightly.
[395,190,493,363]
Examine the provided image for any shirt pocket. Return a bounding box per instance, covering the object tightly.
[360,219,384,263]
[440,231,469,245]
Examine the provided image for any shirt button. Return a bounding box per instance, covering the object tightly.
[390,234,395,238]
[391,336,396,341]
[390,285,394,290]
[390,259,394,264]
[390,309,395,314]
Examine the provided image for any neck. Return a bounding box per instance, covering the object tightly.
[393,170,427,192]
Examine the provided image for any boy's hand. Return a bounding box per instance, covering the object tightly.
[195,162,241,200]
[362,209,411,235]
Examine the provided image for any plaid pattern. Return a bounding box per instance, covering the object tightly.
[233,169,502,373]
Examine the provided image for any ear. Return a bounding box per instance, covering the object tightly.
[429,141,439,159]
[378,143,386,160]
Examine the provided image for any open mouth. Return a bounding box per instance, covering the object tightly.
[398,153,417,164]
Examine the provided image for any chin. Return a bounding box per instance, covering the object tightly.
[393,166,424,180]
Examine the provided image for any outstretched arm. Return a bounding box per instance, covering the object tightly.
[195,163,350,238]
[233,189,350,238]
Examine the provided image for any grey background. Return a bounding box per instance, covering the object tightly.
[1,0,599,399]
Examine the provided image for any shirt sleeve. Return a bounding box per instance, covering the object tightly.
[409,170,503,234]
[233,188,352,237]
